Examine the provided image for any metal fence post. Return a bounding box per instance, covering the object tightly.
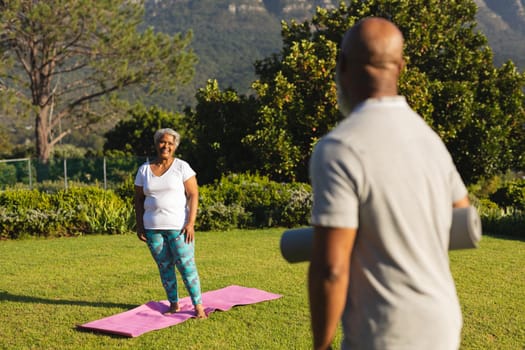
[103,156,107,190]
[28,158,32,189]
[63,158,68,190]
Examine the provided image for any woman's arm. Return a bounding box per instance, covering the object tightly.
[183,175,199,243]
[134,185,147,242]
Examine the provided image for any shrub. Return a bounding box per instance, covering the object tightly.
[489,178,525,211]
[197,173,312,230]
[0,186,133,239]
[480,209,525,238]
[470,179,525,238]
[0,163,17,188]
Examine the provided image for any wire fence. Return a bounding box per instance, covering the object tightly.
[0,156,149,190]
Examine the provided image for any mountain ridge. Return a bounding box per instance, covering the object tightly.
[145,0,525,102]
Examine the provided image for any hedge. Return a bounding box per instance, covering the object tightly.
[1,172,523,239]
[0,173,312,239]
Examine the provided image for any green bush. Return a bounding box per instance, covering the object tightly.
[113,174,135,206]
[480,209,525,238]
[0,163,17,188]
[0,187,133,239]
[197,173,312,230]
[470,177,525,238]
[2,172,524,239]
[489,178,525,211]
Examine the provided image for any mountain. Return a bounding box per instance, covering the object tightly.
[144,0,525,108]
[473,0,525,68]
[4,1,524,154]
[143,0,339,107]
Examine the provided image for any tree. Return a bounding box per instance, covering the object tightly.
[183,80,260,184]
[104,104,185,157]
[247,35,339,182]
[0,0,196,163]
[249,0,525,183]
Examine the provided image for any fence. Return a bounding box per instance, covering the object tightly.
[0,156,149,190]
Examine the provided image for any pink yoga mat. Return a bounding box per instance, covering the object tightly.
[77,285,282,337]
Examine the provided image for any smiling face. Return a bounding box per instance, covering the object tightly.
[156,133,177,160]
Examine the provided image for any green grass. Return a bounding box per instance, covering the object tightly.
[0,230,523,349]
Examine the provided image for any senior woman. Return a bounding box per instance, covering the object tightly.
[134,128,206,318]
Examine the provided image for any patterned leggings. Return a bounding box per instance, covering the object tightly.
[145,230,203,305]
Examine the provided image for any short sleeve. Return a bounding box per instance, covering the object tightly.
[309,138,363,229]
[450,165,468,203]
[134,163,148,187]
[178,159,196,182]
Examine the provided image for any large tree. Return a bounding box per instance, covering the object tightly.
[104,104,185,157]
[183,80,260,184]
[248,0,525,183]
[0,0,196,163]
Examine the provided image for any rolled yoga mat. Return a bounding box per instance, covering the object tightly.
[449,206,482,250]
[280,227,314,263]
[281,206,482,263]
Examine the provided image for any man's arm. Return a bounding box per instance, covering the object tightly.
[308,226,357,350]
[453,194,470,208]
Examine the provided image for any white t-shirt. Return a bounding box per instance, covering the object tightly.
[310,96,467,350]
[134,158,196,230]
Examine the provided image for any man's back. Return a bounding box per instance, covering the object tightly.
[310,96,467,349]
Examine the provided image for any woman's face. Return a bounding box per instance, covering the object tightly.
[156,133,176,159]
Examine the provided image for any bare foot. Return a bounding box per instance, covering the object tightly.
[194,304,207,319]
[163,302,180,315]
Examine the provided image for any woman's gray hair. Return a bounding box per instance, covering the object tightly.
[154,128,181,148]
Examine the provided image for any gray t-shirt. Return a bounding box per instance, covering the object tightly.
[310,96,467,350]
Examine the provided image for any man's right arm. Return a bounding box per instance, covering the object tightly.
[308,226,357,350]
[453,195,470,208]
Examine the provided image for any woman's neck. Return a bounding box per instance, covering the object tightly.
[155,157,174,166]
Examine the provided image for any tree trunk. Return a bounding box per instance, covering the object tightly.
[35,105,51,163]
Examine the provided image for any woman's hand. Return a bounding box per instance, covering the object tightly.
[137,229,147,242]
[182,223,195,244]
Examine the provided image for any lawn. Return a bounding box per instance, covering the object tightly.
[0,229,523,349]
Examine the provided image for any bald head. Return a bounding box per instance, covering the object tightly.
[336,17,405,114]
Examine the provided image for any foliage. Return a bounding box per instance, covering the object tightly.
[104,104,186,157]
[247,34,340,182]
[0,156,149,190]
[2,171,524,238]
[182,80,260,184]
[197,188,251,231]
[0,187,133,239]
[184,0,524,184]
[0,0,196,162]
[469,173,525,238]
[480,209,525,238]
[51,144,88,159]
[0,163,17,188]
[197,172,312,230]
[489,178,525,211]
[276,1,525,183]
[0,172,312,237]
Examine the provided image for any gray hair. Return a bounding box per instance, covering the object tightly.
[154,128,181,148]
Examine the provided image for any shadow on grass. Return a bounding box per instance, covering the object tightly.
[0,290,137,310]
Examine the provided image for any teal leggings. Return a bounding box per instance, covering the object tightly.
[145,230,202,305]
